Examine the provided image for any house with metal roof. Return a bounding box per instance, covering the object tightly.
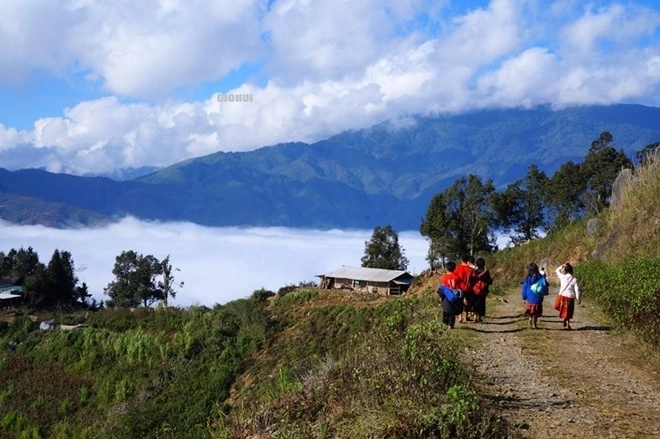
[318,266,413,295]
[0,277,24,301]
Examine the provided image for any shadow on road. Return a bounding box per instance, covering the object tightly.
[459,326,525,334]
[487,314,525,320]
[481,319,525,326]
[575,325,613,331]
[517,324,614,331]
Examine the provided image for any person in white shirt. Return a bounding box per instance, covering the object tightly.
[555,263,581,330]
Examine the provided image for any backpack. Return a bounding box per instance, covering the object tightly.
[438,285,463,304]
[473,270,493,296]
[530,276,549,296]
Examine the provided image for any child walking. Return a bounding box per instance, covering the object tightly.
[471,258,493,323]
[437,261,464,329]
[555,263,581,330]
[521,262,548,329]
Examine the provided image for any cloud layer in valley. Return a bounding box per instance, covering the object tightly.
[0,0,659,174]
[0,218,432,307]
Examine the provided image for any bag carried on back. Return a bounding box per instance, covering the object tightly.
[530,276,549,296]
[438,285,463,303]
[438,285,464,315]
[473,269,493,296]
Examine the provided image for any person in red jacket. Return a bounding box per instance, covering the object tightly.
[438,261,464,329]
[453,254,477,323]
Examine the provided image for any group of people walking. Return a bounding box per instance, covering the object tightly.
[437,255,581,330]
[522,262,581,330]
[437,254,493,329]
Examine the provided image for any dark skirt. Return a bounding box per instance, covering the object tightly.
[442,312,456,328]
[442,297,464,316]
[525,303,543,317]
[558,296,575,320]
[472,294,487,317]
[462,292,475,313]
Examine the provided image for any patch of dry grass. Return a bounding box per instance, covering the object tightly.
[601,146,660,263]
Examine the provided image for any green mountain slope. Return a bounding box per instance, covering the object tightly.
[1,104,659,229]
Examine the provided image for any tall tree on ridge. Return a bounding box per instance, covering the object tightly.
[105,250,165,308]
[491,165,548,243]
[46,249,79,305]
[582,131,633,213]
[421,174,496,262]
[545,161,587,232]
[361,225,409,271]
[159,255,183,307]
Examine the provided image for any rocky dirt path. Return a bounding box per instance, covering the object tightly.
[457,288,660,439]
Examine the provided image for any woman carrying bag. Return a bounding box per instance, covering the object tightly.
[554,262,581,330]
[521,263,548,329]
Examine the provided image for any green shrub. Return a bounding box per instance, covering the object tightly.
[578,257,660,346]
[1,316,36,343]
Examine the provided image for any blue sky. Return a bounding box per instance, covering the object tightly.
[1,0,659,175]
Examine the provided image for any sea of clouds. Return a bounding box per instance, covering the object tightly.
[1,217,437,307]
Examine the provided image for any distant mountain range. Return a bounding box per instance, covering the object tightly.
[1,104,659,230]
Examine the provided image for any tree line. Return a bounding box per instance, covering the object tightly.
[0,248,181,309]
[363,132,657,270]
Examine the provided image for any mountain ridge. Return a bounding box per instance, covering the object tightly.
[1,103,659,230]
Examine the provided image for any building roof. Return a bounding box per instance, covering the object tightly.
[0,292,22,300]
[0,277,25,297]
[0,277,23,288]
[320,266,413,283]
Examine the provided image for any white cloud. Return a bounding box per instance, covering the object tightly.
[0,218,430,307]
[0,124,31,150]
[476,48,559,107]
[1,1,659,174]
[560,4,660,57]
[438,0,523,65]
[30,97,192,173]
[0,1,81,84]
[85,0,266,98]
[0,0,265,98]
[265,0,399,82]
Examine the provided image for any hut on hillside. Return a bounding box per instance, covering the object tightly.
[0,277,24,304]
[318,266,413,295]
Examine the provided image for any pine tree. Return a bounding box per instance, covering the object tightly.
[361,225,409,271]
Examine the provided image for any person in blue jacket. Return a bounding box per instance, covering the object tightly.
[521,262,549,329]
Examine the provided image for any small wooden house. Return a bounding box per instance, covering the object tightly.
[0,277,24,302]
[318,266,413,295]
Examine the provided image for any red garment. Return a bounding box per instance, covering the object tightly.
[558,296,575,320]
[473,268,492,296]
[441,272,459,290]
[453,263,476,293]
[525,303,543,317]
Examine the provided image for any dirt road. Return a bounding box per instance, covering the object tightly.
[458,289,660,439]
